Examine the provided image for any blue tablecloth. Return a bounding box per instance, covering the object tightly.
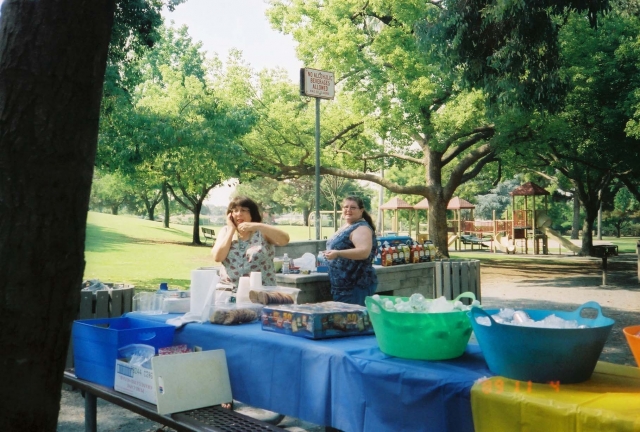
[129,312,492,432]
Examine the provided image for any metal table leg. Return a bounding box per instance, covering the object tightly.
[84,391,97,432]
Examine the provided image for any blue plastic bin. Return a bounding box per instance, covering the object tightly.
[73,316,176,387]
[469,301,614,384]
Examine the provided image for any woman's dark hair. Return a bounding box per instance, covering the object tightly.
[227,196,262,223]
[343,195,375,229]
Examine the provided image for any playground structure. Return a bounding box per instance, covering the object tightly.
[334,182,583,255]
[454,182,582,255]
[379,197,415,237]
[377,182,584,255]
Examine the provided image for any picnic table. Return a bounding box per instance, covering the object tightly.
[63,370,286,432]
[129,312,490,432]
[460,234,490,250]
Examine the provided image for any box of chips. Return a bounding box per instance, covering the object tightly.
[261,301,374,339]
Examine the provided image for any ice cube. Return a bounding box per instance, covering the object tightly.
[409,293,425,306]
[497,308,516,320]
[429,297,454,313]
[475,316,491,326]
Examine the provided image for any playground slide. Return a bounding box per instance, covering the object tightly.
[492,232,515,253]
[539,226,582,254]
[448,234,458,247]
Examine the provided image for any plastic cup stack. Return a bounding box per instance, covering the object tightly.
[250,272,262,290]
[236,277,251,303]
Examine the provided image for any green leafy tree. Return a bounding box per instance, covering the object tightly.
[603,187,640,237]
[434,0,609,109]
[262,2,503,255]
[474,177,522,221]
[136,59,253,243]
[509,11,640,254]
[89,171,135,215]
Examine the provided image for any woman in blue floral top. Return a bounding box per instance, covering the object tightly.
[324,196,377,305]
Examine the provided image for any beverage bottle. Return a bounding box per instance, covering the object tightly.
[282,253,290,274]
[385,247,393,266]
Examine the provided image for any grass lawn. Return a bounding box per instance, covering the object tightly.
[84,212,339,291]
[84,211,638,291]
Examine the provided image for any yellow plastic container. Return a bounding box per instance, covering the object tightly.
[365,292,475,360]
[623,325,640,367]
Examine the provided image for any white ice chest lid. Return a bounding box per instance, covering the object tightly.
[151,349,232,415]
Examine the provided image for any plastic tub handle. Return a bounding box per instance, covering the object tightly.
[454,292,476,303]
[469,306,495,325]
[572,301,603,321]
[136,331,157,341]
[365,296,384,315]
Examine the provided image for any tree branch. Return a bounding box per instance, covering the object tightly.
[442,125,495,164]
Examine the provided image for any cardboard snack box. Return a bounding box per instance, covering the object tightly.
[261,301,374,339]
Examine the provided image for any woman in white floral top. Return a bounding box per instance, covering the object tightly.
[212,196,290,288]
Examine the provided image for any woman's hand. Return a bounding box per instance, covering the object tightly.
[236,221,259,235]
[226,213,237,232]
[324,250,341,260]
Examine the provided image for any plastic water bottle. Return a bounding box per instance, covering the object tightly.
[282,253,290,274]
[157,282,169,294]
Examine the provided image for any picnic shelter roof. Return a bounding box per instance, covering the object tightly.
[412,197,476,210]
[413,198,429,209]
[380,197,414,210]
[510,182,550,196]
[447,197,475,210]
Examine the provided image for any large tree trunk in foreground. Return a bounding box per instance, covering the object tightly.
[0,0,115,429]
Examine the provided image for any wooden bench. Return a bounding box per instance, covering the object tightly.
[63,370,287,432]
[201,227,216,244]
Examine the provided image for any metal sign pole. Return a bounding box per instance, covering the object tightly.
[315,97,321,240]
[300,67,334,241]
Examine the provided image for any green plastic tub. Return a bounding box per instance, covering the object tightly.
[365,292,476,361]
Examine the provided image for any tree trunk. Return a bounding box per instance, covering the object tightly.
[148,206,155,221]
[580,212,596,256]
[428,198,450,258]
[597,202,602,240]
[162,181,170,228]
[571,191,580,239]
[0,0,115,429]
[302,207,310,227]
[192,200,204,245]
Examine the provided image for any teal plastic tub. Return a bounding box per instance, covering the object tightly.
[469,301,614,383]
[365,293,475,360]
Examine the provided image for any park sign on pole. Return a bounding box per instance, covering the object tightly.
[300,68,335,100]
[300,67,335,240]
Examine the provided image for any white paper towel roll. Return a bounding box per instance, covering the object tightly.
[190,269,218,315]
